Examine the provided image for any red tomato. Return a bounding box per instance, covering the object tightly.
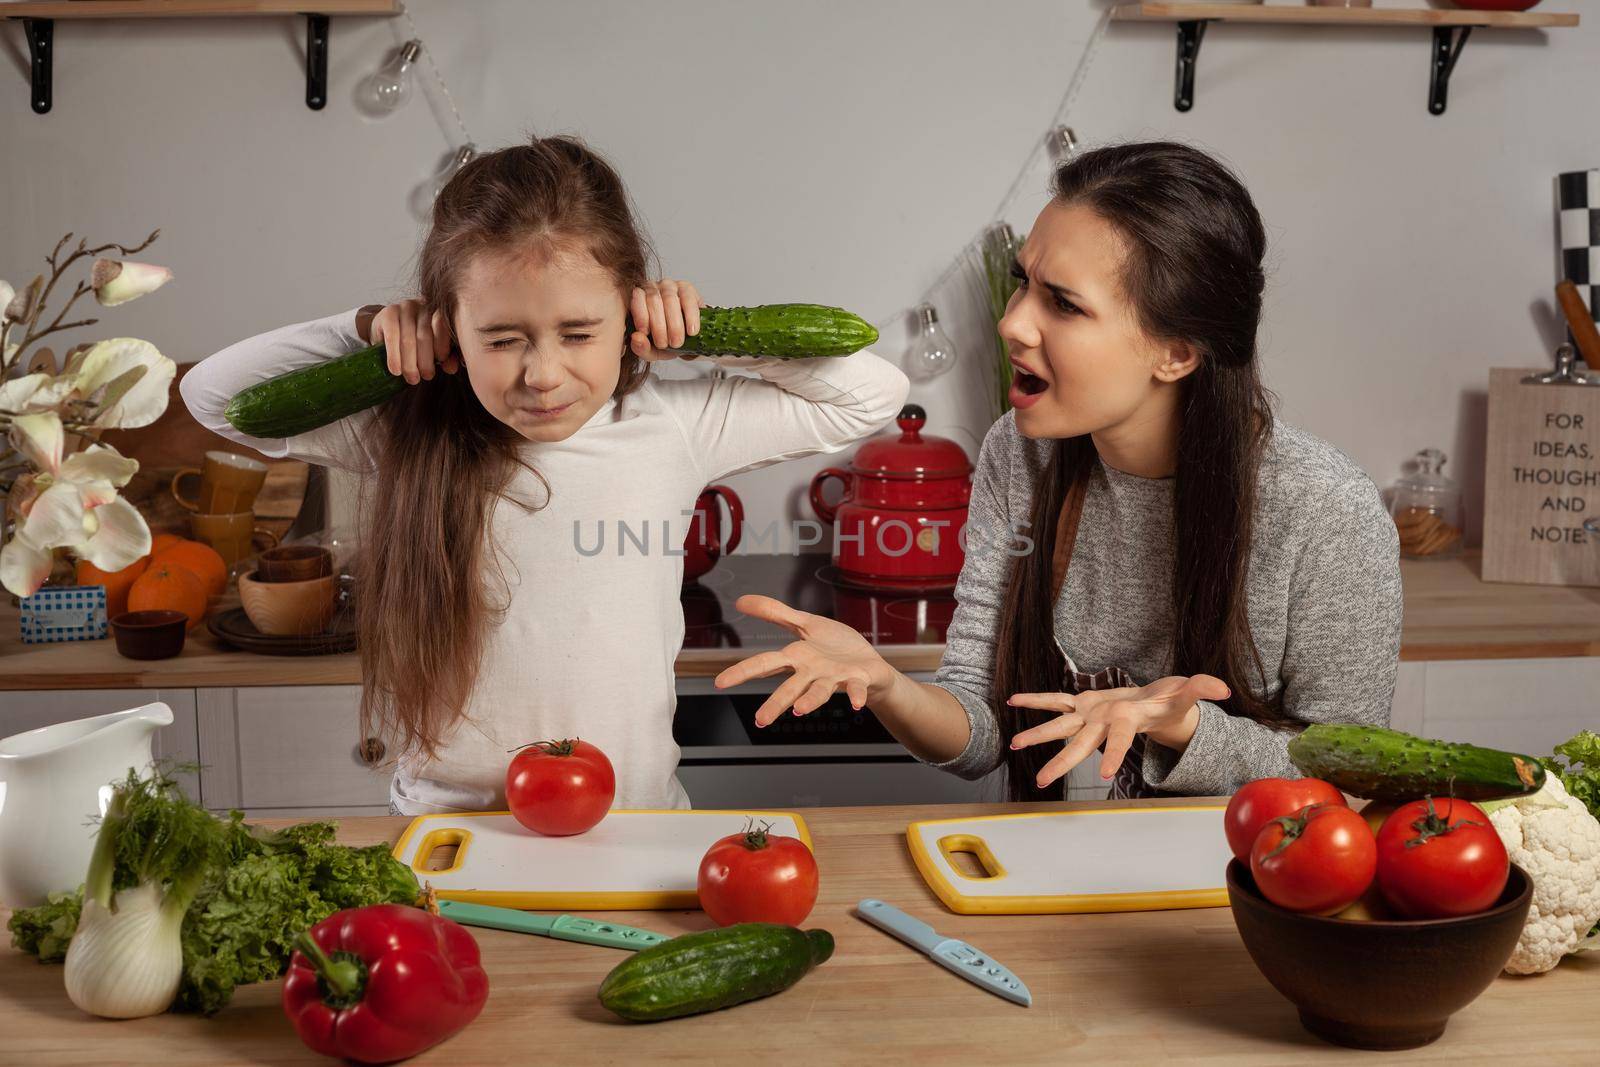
[1375,797,1509,919]
[1224,777,1346,863]
[505,739,615,836]
[697,825,819,926]
[1249,803,1376,915]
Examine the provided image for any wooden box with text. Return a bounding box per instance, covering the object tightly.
[1483,367,1600,586]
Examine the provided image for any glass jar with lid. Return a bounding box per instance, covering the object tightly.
[1389,448,1464,560]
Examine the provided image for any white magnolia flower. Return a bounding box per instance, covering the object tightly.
[72,338,175,429]
[0,279,13,323]
[91,260,172,307]
[0,371,77,415]
[1,412,149,597]
[0,339,173,430]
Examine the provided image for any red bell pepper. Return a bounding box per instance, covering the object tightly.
[283,903,489,1064]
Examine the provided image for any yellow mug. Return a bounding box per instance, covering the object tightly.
[189,511,280,569]
[171,451,268,515]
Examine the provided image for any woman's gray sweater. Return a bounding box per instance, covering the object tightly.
[928,413,1402,795]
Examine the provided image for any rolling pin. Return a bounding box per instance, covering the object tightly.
[1555,279,1600,370]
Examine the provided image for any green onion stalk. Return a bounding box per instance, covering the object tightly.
[968,222,1024,421]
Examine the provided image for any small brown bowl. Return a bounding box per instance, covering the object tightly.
[110,610,188,660]
[1227,859,1531,1050]
[238,569,336,636]
[256,545,333,583]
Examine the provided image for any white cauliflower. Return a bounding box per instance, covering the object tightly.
[1487,774,1600,975]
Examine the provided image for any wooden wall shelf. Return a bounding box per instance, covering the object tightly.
[1111,3,1581,114]
[2,0,401,114]
[0,2,399,19]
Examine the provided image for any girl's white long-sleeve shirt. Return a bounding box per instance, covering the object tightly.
[181,308,909,814]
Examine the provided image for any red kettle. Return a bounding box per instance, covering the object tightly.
[682,485,743,584]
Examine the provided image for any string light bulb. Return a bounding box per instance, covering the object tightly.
[433,143,477,198]
[364,39,422,112]
[906,303,958,382]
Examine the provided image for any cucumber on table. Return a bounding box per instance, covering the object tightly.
[223,304,879,439]
[598,922,834,1022]
[1287,724,1544,803]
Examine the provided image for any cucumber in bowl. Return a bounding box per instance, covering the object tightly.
[1287,725,1544,803]
[223,303,879,439]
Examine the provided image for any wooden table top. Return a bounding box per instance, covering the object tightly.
[5,553,1598,690]
[0,798,1592,1064]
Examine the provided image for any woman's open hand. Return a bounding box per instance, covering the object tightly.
[713,595,900,727]
[1008,674,1230,789]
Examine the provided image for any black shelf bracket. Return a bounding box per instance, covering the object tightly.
[1174,20,1208,112]
[15,11,343,114]
[305,13,330,110]
[1428,25,1473,116]
[23,18,51,115]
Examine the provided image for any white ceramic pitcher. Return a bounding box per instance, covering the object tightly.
[0,701,173,907]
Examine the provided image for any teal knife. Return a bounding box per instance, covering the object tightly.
[856,898,1032,1006]
[436,900,668,951]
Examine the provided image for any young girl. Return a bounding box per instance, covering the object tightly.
[182,136,909,814]
[715,141,1402,800]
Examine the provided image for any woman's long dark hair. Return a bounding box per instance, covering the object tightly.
[991,141,1278,799]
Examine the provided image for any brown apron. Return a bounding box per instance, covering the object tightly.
[1048,472,1159,799]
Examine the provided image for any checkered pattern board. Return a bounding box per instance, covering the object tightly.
[18,584,108,643]
[1558,169,1600,323]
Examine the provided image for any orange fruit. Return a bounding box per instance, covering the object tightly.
[148,533,185,559]
[151,540,227,599]
[76,557,150,619]
[128,561,207,630]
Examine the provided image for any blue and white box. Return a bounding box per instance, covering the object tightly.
[19,584,109,643]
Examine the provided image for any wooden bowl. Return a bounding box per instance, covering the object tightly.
[237,570,336,636]
[109,610,188,660]
[1227,860,1531,1050]
[256,545,333,583]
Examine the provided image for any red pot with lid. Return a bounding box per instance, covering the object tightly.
[809,404,972,590]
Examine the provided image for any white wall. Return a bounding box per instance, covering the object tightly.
[3,0,1596,543]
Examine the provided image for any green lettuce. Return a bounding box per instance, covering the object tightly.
[8,772,419,1015]
[1548,730,1600,821]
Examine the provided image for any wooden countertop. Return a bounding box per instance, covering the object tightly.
[5,553,1598,690]
[1,798,1592,1064]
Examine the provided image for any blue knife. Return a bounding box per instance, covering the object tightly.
[436,900,667,951]
[856,899,1031,1006]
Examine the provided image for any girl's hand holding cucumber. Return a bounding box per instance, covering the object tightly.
[360,299,458,384]
[627,279,704,362]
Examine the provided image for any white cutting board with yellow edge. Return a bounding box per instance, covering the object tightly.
[393,810,811,910]
[908,805,1230,914]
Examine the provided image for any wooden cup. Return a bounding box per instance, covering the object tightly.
[238,570,337,636]
[256,545,334,583]
[189,510,280,569]
[171,451,268,514]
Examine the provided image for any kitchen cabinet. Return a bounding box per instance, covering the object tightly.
[195,686,389,815]
[6,656,1570,818]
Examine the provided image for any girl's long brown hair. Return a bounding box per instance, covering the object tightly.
[358,136,653,763]
[991,142,1278,799]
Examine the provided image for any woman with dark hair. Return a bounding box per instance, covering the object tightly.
[717,141,1402,799]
